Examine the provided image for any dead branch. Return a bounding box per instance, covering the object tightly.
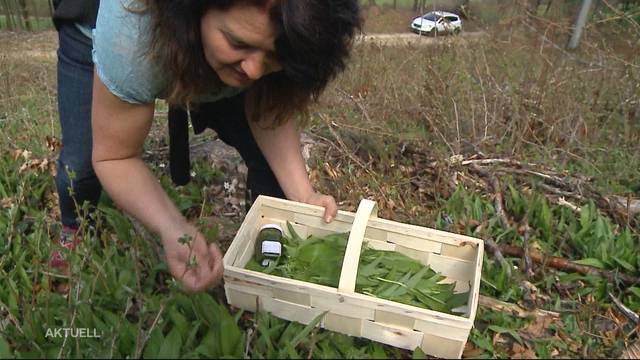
[498,244,640,286]
[468,164,512,277]
[461,158,539,168]
[318,114,374,176]
[478,294,560,319]
[609,292,639,325]
[495,166,636,229]
[483,238,512,278]
[521,223,534,279]
[469,164,511,227]
[555,196,582,213]
[612,195,640,216]
[334,87,373,124]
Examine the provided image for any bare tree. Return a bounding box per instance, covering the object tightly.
[18,0,32,31]
[0,0,13,30]
[567,0,593,49]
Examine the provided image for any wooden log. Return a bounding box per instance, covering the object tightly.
[498,244,640,286]
[478,294,560,319]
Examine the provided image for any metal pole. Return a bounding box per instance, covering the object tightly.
[567,0,593,50]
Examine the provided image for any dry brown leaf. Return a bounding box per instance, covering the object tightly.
[569,342,581,354]
[18,157,56,176]
[12,149,22,160]
[463,342,485,358]
[521,314,558,338]
[45,135,61,152]
[323,163,338,179]
[386,198,395,209]
[511,342,537,359]
[622,339,640,359]
[1,197,13,209]
[492,332,508,346]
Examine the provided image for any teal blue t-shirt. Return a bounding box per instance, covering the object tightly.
[92,0,241,104]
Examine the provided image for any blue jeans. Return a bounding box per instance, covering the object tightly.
[56,23,101,228]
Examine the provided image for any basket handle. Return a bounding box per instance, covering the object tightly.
[338,199,378,293]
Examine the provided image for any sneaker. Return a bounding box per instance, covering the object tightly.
[49,225,81,271]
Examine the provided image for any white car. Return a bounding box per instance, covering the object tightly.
[410,11,462,36]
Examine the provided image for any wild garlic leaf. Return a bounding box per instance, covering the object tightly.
[247,226,466,314]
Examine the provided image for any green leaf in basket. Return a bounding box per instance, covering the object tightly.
[406,266,433,289]
[248,229,468,314]
[358,254,384,277]
[410,288,449,313]
[378,272,413,298]
[377,251,423,273]
[447,291,470,311]
[573,258,606,269]
[286,221,304,244]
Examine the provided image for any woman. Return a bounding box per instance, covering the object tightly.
[53,0,361,292]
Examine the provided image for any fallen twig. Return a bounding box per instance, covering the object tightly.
[555,196,582,213]
[483,238,512,278]
[613,195,640,216]
[609,292,640,325]
[335,87,373,124]
[468,164,512,277]
[494,167,637,229]
[478,294,560,319]
[498,244,640,286]
[521,223,534,279]
[461,158,539,168]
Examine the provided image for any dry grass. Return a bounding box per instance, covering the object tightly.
[283,12,640,237]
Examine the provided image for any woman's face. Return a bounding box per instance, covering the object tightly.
[201,4,282,88]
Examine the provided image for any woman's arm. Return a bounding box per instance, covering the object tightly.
[247,107,338,223]
[91,70,223,292]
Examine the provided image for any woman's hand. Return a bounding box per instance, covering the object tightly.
[246,113,338,224]
[161,228,224,293]
[92,71,224,292]
[301,191,338,223]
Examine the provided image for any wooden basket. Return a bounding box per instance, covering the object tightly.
[223,196,484,358]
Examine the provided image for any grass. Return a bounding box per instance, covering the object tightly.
[1,4,640,358]
[0,15,53,31]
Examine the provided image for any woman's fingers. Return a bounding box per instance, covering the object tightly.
[301,192,338,223]
[321,194,338,223]
[209,243,224,274]
[168,233,224,293]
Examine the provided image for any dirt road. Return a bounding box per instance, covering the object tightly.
[356,31,485,46]
[0,30,486,61]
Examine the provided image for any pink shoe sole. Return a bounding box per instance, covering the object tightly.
[49,226,81,271]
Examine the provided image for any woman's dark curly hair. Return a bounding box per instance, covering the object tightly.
[144,0,362,126]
